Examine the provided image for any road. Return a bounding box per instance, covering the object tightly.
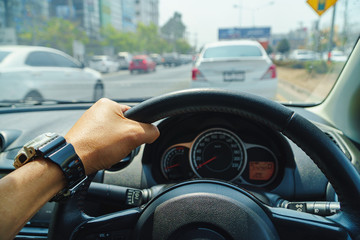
[103,64,191,100]
[102,64,311,102]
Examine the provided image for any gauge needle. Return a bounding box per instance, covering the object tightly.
[197,156,217,169]
[165,163,180,170]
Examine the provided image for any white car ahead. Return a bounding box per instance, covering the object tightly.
[191,40,278,99]
[289,49,318,61]
[0,46,104,102]
[89,55,119,73]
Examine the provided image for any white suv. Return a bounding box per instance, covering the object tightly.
[0,46,104,102]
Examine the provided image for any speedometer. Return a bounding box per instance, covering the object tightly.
[190,128,247,181]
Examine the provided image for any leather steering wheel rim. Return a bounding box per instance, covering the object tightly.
[124,89,360,217]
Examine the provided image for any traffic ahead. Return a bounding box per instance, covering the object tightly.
[102,63,311,103]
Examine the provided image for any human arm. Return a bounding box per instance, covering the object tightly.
[0,98,159,239]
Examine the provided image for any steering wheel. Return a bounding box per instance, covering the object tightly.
[49,89,360,239]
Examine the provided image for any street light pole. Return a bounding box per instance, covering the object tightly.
[237,1,274,27]
[233,0,242,27]
[327,2,337,62]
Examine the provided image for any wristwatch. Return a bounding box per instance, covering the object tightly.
[14,133,88,202]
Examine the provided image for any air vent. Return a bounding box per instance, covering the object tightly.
[324,131,352,160]
[0,129,22,152]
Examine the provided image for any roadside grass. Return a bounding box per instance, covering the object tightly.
[276,61,344,100]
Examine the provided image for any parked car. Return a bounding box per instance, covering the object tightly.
[117,52,132,70]
[129,55,156,73]
[322,50,348,62]
[89,55,119,73]
[180,54,193,64]
[289,49,318,61]
[191,40,278,99]
[149,53,163,65]
[162,52,182,67]
[0,45,104,102]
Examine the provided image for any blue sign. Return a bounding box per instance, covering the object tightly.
[219,27,271,40]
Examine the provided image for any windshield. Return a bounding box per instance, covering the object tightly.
[0,0,359,105]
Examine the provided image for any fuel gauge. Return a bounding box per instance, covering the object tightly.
[161,146,193,180]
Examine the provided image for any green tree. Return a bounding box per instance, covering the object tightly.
[101,25,137,53]
[277,38,290,54]
[99,21,191,54]
[175,39,192,54]
[136,23,163,53]
[18,18,88,55]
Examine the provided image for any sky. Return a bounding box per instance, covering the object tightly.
[159,0,360,49]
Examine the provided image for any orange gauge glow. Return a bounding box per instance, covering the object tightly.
[249,161,274,181]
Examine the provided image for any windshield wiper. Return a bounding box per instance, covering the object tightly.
[111,97,150,103]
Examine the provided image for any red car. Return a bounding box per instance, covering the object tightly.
[129,55,156,73]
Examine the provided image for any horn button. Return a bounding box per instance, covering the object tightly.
[134,180,279,240]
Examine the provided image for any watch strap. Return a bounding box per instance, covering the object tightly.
[46,142,87,202]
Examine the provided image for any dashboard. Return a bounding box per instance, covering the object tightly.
[0,104,359,239]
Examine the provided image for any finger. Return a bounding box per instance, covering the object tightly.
[139,123,160,144]
[119,104,131,113]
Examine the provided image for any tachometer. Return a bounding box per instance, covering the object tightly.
[190,128,246,181]
[161,146,193,180]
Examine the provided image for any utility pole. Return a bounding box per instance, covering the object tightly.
[314,19,320,52]
[3,0,11,27]
[327,2,337,62]
[342,0,348,50]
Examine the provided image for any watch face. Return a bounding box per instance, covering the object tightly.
[14,133,59,168]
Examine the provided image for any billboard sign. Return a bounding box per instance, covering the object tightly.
[219,27,271,40]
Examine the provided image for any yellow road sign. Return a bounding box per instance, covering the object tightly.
[307,0,337,16]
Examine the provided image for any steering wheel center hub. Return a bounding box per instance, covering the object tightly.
[134,181,279,240]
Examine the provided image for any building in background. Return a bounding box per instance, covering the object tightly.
[77,0,101,39]
[0,0,49,44]
[99,0,122,31]
[121,0,136,32]
[110,1,122,31]
[99,0,112,27]
[0,0,49,31]
[50,0,101,39]
[0,1,5,28]
[135,0,159,26]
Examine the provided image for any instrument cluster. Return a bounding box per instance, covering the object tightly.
[160,127,279,187]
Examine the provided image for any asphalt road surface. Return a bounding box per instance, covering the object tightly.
[102,64,311,103]
[103,64,192,100]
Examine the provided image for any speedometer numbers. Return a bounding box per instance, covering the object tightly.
[161,146,193,180]
[190,128,246,181]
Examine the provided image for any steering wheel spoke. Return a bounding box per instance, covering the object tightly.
[72,207,141,240]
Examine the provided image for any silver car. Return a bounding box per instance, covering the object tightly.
[191,40,278,99]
